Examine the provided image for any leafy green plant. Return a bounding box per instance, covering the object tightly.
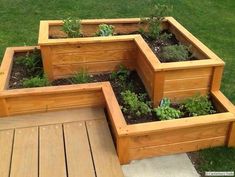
[141,4,173,40]
[160,44,190,62]
[22,76,50,88]
[121,90,151,117]
[16,48,42,75]
[96,24,114,36]
[70,70,90,84]
[181,94,216,116]
[62,17,81,38]
[154,106,181,120]
[154,97,181,120]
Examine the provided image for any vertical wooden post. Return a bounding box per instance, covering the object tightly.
[0,98,8,117]
[228,122,235,147]
[40,46,54,81]
[116,137,130,165]
[211,66,224,91]
[153,72,165,107]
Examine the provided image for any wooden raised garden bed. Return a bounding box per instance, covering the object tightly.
[38,17,225,105]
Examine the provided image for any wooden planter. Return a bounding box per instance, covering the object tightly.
[0,47,234,164]
[38,17,225,105]
[102,82,235,164]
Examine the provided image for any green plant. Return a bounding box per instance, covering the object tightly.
[22,76,50,88]
[121,90,151,117]
[160,44,190,62]
[70,70,90,84]
[181,94,216,116]
[16,48,42,75]
[154,106,182,120]
[62,17,81,38]
[154,97,181,120]
[96,24,114,36]
[141,4,173,40]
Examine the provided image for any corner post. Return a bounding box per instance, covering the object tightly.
[116,137,130,165]
[228,122,235,147]
[153,72,165,107]
[40,46,54,81]
[211,66,224,91]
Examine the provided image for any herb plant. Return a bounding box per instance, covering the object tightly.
[181,94,215,116]
[154,97,181,120]
[22,76,50,88]
[121,90,151,117]
[96,24,114,36]
[62,17,81,38]
[70,70,90,84]
[141,4,173,40]
[160,44,190,62]
[16,48,42,75]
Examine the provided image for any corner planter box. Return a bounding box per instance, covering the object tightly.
[38,17,225,105]
[102,83,235,164]
[0,47,234,164]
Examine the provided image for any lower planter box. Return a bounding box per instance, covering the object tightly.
[0,49,234,164]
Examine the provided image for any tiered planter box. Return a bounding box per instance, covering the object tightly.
[38,17,225,105]
[0,17,234,165]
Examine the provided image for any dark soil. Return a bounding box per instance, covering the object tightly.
[141,30,196,62]
[52,71,158,124]
[187,152,205,177]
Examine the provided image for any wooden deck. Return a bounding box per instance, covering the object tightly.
[0,108,124,177]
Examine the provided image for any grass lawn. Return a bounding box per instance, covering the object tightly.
[0,0,234,173]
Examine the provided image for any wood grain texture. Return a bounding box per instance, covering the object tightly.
[153,72,165,106]
[64,122,95,177]
[86,119,124,177]
[129,136,226,161]
[211,66,224,91]
[39,124,66,177]
[40,46,54,80]
[0,130,14,177]
[0,107,105,130]
[228,122,235,147]
[10,127,38,177]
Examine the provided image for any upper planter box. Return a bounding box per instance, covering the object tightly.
[38,17,225,105]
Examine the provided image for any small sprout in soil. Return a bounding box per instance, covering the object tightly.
[181,94,216,116]
[70,70,90,84]
[15,48,42,75]
[96,24,114,36]
[121,90,151,118]
[62,17,81,38]
[22,75,50,88]
[141,4,173,40]
[160,44,190,62]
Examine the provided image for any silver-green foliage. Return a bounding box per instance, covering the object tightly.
[96,24,114,36]
[70,70,90,84]
[22,76,50,88]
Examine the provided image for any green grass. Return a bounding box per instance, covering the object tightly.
[0,0,234,173]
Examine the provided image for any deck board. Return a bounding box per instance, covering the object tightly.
[39,124,67,177]
[0,108,124,177]
[10,127,38,177]
[64,122,96,177]
[86,119,124,177]
[0,130,14,177]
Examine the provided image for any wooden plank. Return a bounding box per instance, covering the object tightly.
[63,122,95,177]
[164,67,213,80]
[51,41,135,54]
[53,59,134,78]
[40,46,54,80]
[129,136,226,161]
[0,107,105,130]
[129,123,230,148]
[116,137,130,164]
[153,72,165,106]
[0,98,8,117]
[211,66,224,91]
[0,130,14,177]
[52,49,135,65]
[10,127,38,177]
[5,90,105,116]
[228,122,235,147]
[86,119,124,177]
[39,124,66,177]
[163,88,209,102]
[164,76,211,92]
